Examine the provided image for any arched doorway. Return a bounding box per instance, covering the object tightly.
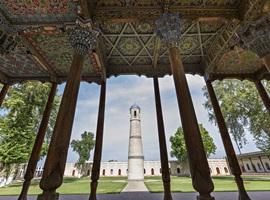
[118,169,121,175]
[151,168,154,175]
[216,167,220,175]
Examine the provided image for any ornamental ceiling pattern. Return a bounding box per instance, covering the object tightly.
[28,32,94,76]
[0,46,49,77]
[216,48,263,74]
[0,0,268,83]
[0,0,78,23]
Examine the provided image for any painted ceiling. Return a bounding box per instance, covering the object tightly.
[0,0,269,84]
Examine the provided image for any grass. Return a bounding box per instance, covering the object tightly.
[0,177,127,196]
[0,175,270,196]
[145,175,270,193]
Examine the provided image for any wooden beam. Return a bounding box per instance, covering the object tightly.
[79,0,96,19]
[152,37,161,70]
[95,7,239,23]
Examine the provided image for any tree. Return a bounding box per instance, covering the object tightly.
[170,124,216,162]
[0,81,60,181]
[202,80,270,153]
[71,131,95,174]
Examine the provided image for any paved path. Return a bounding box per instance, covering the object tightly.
[1,192,270,200]
[122,181,149,192]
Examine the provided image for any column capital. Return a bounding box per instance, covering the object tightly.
[155,13,181,48]
[237,14,270,58]
[69,18,99,56]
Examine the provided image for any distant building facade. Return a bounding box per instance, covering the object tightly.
[237,151,270,173]
[63,159,230,178]
[2,151,270,187]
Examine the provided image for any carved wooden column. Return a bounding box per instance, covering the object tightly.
[18,83,57,200]
[153,76,172,200]
[0,84,9,106]
[205,79,251,200]
[254,80,270,113]
[237,14,270,72]
[37,19,99,200]
[156,13,214,200]
[89,82,106,200]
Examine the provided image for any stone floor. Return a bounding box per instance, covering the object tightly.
[1,192,270,200]
[122,181,148,192]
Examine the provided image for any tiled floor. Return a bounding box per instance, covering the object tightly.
[1,192,270,200]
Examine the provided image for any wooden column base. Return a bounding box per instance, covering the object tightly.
[263,54,270,72]
[37,192,59,200]
[89,181,98,200]
[235,176,251,200]
[196,195,215,200]
[18,180,30,200]
[163,181,172,200]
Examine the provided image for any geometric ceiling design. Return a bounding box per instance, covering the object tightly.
[29,32,94,76]
[0,0,269,84]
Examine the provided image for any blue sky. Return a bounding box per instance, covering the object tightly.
[58,75,258,163]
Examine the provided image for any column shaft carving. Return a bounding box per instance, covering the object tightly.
[18,83,57,200]
[37,54,84,200]
[89,82,106,200]
[156,13,214,200]
[153,77,172,200]
[205,80,251,200]
[37,18,99,200]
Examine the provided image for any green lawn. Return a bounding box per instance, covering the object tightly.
[145,176,270,192]
[1,176,270,196]
[0,177,127,196]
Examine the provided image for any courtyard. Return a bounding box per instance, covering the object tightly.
[1,176,270,196]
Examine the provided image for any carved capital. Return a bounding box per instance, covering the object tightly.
[237,14,270,58]
[155,13,181,48]
[69,18,99,56]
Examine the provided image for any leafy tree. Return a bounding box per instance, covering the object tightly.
[170,124,216,162]
[0,81,60,180]
[71,131,95,173]
[203,80,270,153]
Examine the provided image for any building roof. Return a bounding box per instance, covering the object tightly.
[237,151,270,159]
[0,1,269,84]
[130,103,141,110]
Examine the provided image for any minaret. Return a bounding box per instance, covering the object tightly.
[128,104,144,181]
